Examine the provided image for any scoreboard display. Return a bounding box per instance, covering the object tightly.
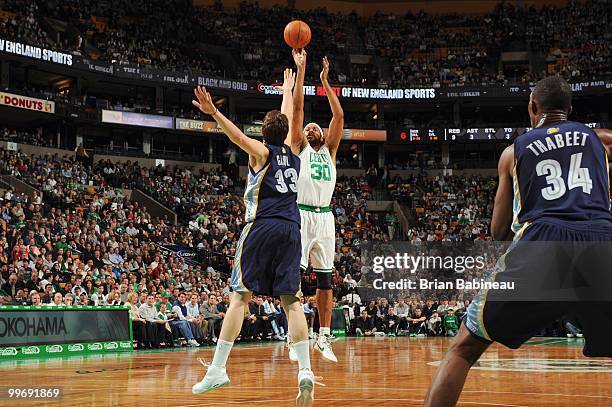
[399,129,441,142]
[393,124,599,143]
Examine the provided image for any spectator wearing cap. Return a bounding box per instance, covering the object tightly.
[78,291,90,306]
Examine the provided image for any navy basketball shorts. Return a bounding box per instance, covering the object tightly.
[465,218,612,357]
[231,218,302,297]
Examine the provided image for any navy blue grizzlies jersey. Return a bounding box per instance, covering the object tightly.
[243,144,300,225]
[512,121,611,234]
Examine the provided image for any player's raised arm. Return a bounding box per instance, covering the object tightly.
[490,145,515,241]
[192,86,268,166]
[291,49,308,153]
[320,56,344,162]
[280,68,297,149]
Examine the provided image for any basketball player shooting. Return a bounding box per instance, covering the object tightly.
[288,49,344,363]
[190,69,315,407]
[424,76,612,406]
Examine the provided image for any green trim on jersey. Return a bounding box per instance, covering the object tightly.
[298,204,331,213]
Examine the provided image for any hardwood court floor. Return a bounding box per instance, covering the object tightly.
[2,337,612,407]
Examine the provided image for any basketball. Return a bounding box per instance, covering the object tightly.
[284,20,311,49]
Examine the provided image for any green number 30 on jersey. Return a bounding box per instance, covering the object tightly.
[311,163,332,181]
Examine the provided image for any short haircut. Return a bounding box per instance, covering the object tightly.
[532,76,572,112]
[262,110,289,146]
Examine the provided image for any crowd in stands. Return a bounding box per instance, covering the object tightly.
[0,147,239,346]
[526,0,610,81]
[2,0,609,86]
[1,1,51,49]
[0,127,52,146]
[387,174,496,241]
[344,297,466,337]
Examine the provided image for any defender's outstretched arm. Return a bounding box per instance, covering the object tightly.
[291,49,308,154]
[281,68,296,148]
[193,86,268,166]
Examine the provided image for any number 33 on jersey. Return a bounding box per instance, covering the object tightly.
[244,145,301,224]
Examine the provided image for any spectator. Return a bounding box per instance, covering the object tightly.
[200,293,222,343]
[443,308,460,337]
[408,307,427,336]
[381,307,400,336]
[351,309,376,336]
[48,291,63,306]
[428,312,443,336]
[127,292,149,348]
[2,273,25,298]
[303,297,317,339]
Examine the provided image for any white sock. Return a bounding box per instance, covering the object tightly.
[293,339,311,371]
[308,327,314,335]
[319,327,330,336]
[211,339,233,369]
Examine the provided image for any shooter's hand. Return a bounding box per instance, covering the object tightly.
[292,49,307,71]
[320,56,330,84]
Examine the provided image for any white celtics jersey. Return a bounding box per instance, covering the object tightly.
[297,143,336,207]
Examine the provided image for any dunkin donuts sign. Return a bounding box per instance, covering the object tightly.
[0,92,55,114]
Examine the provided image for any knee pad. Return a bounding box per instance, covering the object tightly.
[316,272,333,290]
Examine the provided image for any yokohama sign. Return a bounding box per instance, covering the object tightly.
[0,92,55,113]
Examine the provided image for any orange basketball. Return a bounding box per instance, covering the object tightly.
[284,20,311,49]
